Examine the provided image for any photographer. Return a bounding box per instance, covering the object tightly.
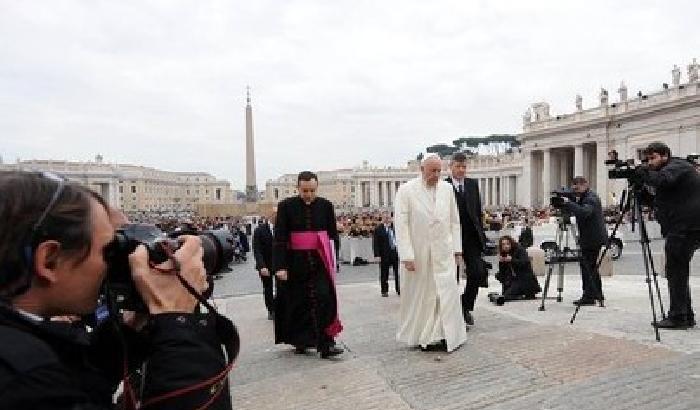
[492,235,541,304]
[0,171,232,409]
[558,176,607,306]
[637,142,700,329]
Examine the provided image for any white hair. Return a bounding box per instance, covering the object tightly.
[421,154,442,166]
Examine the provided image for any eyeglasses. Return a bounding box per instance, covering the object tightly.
[29,172,68,241]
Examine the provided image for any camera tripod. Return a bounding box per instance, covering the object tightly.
[569,184,666,341]
[539,216,579,311]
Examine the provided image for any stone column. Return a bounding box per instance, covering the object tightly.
[355,180,362,207]
[386,181,392,207]
[542,149,551,200]
[496,177,501,206]
[596,141,609,207]
[520,149,532,207]
[574,144,584,177]
[479,178,485,202]
[488,178,494,206]
[377,181,384,207]
[369,180,378,208]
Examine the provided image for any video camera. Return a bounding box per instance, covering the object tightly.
[549,188,576,208]
[103,223,235,312]
[605,157,646,185]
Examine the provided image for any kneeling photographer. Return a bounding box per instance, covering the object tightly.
[554,176,607,306]
[636,142,700,329]
[0,171,235,409]
[490,235,541,305]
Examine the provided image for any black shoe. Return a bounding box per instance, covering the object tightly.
[320,345,344,359]
[653,318,694,329]
[464,311,474,326]
[396,290,400,296]
[573,298,596,306]
[294,345,307,354]
[420,339,447,352]
[381,292,388,297]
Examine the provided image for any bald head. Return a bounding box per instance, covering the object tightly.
[421,155,442,186]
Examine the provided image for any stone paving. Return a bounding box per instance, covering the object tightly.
[216,264,700,409]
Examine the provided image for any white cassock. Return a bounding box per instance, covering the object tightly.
[394,177,467,352]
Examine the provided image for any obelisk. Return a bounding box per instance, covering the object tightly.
[245,86,258,203]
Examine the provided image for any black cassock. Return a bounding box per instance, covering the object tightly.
[272,196,342,350]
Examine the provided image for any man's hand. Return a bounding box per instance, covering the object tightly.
[275,270,289,281]
[129,235,209,315]
[499,255,512,262]
[260,268,270,277]
[403,261,416,272]
[454,253,463,265]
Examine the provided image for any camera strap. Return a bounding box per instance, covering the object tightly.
[123,253,240,410]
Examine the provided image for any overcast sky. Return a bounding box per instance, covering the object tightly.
[1,0,698,190]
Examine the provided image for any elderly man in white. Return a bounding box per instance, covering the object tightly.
[394,155,467,352]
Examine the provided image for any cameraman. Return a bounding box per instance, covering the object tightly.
[637,142,700,329]
[559,176,607,306]
[0,171,232,409]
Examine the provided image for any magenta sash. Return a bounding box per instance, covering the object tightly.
[289,231,343,337]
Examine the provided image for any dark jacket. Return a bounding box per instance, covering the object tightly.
[0,307,232,409]
[373,223,398,259]
[518,226,534,249]
[253,222,274,271]
[237,229,250,253]
[562,189,607,249]
[639,157,700,236]
[445,177,487,252]
[496,245,541,296]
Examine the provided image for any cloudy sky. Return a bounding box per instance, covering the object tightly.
[1,0,698,189]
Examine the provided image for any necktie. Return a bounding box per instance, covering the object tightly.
[458,183,464,195]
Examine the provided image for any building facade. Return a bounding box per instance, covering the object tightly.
[0,156,239,214]
[265,154,523,211]
[518,60,700,207]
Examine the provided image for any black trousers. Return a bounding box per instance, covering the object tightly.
[380,251,400,294]
[460,245,482,312]
[579,245,604,301]
[664,232,700,321]
[259,272,275,314]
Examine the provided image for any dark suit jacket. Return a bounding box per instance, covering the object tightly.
[253,222,274,271]
[445,177,487,252]
[561,189,607,250]
[373,223,398,259]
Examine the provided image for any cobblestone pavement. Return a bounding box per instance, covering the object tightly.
[215,261,700,410]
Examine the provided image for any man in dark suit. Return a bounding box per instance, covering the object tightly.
[373,212,400,297]
[253,210,276,320]
[446,152,487,326]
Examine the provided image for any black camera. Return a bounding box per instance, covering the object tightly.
[550,188,576,208]
[103,223,235,312]
[606,158,646,185]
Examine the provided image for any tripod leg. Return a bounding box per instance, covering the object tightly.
[557,260,564,303]
[539,263,554,311]
[636,200,662,342]
[644,240,666,320]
